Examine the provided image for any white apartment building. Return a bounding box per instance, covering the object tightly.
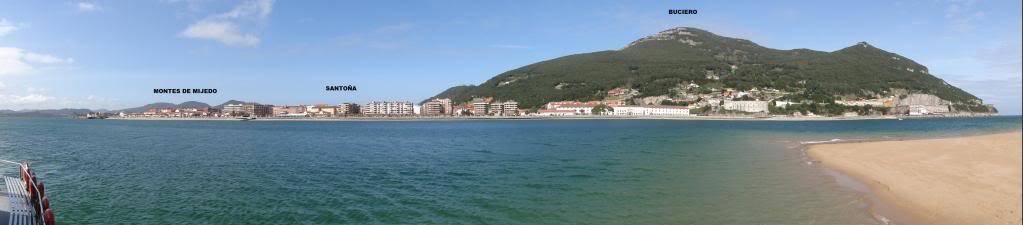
[723,100,769,113]
[501,101,518,116]
[489,102,504,115]
[471,98,489,115]
[222,104,245,115]
[363,101,414,115]
[421,98,451,115]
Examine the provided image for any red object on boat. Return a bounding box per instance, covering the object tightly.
[44,209,55,225]
[9,161,55,224]
[42,197,50,210]
[28,171,37,190]
[26,182,35,200]
[36,181,45,197]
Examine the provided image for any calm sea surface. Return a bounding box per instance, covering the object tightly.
[1,116,1020,224]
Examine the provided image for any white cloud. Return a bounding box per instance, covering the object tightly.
[0,94,55,105]
[217,0,273,20]
[179,0,273,47]
[374,23,415,33]
[0,47,74,75]
[283,23,415,53]
[927,38,1022,82]
[943,0,986,32]
[0,18,28,37]
[180,20,260,46]
[926,34,1023,114]
[75,2,101,12]
[24,52,75,64]
[0,82,125,110]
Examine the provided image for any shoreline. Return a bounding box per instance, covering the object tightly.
[98,114,1002,122]
[806,131,1023,225]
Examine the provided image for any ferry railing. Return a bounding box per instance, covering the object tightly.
[1,159,49,225]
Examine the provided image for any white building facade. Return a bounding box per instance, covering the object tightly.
[611,105,690,116]
[723,100,768,113]
[363,101,414,115]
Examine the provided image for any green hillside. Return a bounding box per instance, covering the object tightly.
[431,27,987,111]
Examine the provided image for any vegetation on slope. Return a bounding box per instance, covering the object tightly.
[431,27,986,111]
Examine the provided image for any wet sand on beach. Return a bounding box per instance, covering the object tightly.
[809,132,1023,225]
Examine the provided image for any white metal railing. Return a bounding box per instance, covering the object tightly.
[1,159,48,225]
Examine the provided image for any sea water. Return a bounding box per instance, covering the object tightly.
[1,116,1019,224]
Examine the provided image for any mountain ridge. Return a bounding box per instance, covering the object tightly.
[117,100,251,113]
[430,27,988,112]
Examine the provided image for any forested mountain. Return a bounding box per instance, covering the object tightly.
[119,101,217,112]
[431,27,987,111]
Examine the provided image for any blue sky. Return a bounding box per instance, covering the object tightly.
[0,0,1020,114]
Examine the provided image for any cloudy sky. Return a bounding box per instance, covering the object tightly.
[0,0,1020,114]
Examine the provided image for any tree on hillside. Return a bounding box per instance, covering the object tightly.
[592,104,612,115]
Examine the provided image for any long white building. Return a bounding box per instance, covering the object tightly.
[723,100,768,113]
[556,103,600,115]
[611,105,690,116]
[363,101,414,115]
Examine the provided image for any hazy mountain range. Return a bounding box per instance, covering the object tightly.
[0,100,252,117]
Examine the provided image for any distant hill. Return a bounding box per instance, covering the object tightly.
[118,102,179,113]
[119,101,214,112]
[2,100,257,117]
[431,27,990,112]
[177,101,211,108]
[0,108,93,117]
[214,100,246,108]
[116,100,255,112]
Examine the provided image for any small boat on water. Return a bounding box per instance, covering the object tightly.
[0,160,54,225]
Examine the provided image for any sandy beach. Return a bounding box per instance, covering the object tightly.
[809,132,1023,225]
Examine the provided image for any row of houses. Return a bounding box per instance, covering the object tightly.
[122,101,396,118]
[118,99,517,118]
[272,103,362,117]
[265,101,415,117]
[536,100,691,116]
[223,103,273,117]
[122,107,222,117]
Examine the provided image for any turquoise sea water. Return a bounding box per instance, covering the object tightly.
[1,116,1020,224]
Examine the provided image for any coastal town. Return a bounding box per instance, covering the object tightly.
[101,85,994,120]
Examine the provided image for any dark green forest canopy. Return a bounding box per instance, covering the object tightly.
[431,27,983,110]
